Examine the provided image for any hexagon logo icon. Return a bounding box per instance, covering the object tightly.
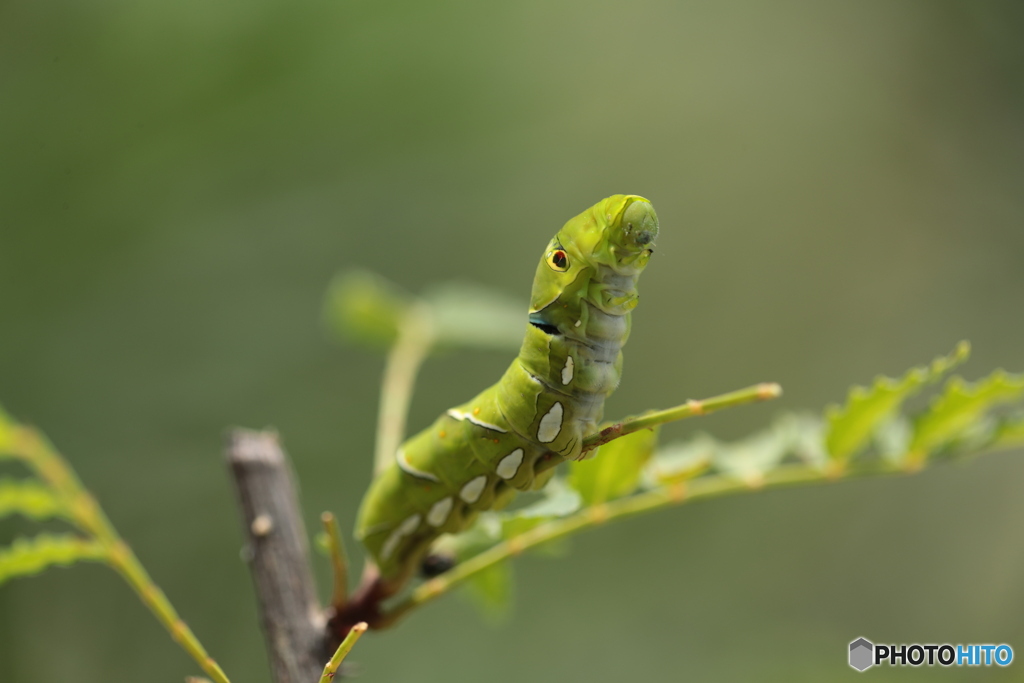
[849,637,874,671]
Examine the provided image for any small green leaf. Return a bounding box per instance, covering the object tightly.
[712,428,790,487]
[0,534,107,586]
[910,370,1024,459]
[430,513,503,561]
[313,531,331,556]
[775,413,827,467]
[651,414,824,483]
[324,270,528,354]
[0,478,67,521]
[501,477,582,538]
[647,433,717,485]
[461,560,513,623]
[570,427,659,505]
[990,415,1024,452]
[424,283,527,352]
[873,416,913,467]
[323,269,412,348]
[824,341,969,464]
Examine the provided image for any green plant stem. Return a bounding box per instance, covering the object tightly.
[583,383,783,453]
[13,425,231,683]
[373,303,436,476]
[318,621,368,683]
[382,460,895,625]
[321,511,350,609]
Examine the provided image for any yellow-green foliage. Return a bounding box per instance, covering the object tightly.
[824,341,970,465]
[435,341,1023,620]
[0,407,101,587]
[0,534,106,584]
[910,371,1024,456]
[326,274,1024,623]
[570,428,659,505]
[0,477,67,521]
[324,269,526,352]
[0,405,233,683]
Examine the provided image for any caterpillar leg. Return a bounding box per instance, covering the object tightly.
[420,553,456,578]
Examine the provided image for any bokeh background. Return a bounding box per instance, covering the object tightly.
[2,1,1024,681]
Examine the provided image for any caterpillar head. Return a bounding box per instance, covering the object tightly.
[530,195,658,314]
[606,196,659,268]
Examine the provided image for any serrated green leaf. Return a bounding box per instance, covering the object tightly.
[650,413,824,484]
[646,433,717,485]
[0,478,67,521]
[910,370,1024,458]
[323,269,412,348]
[424,283,526,352]
[990,416,1024,452]
[873,416,913,467]
[712,428,790,487]
[0,534,107,585]
[313,531,331,556]
[460,560,512,623]
[824,341,970,463]
[500,477,582,538]
[569,427,659,505]
[430,513,503,562]
[775,413,827,467]
[324,269,527,354]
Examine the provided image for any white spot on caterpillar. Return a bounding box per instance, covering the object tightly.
[561,356,574,385]
[496,448,524,479]
[381,513,422,560]
[537,402,563,443]
[395,449,440,482]
[397,514,421,534]
[574,320,581,328]
[427,497,453,527]
[446,409,507,433]
[460,475,487,503]
[381,532,402,560]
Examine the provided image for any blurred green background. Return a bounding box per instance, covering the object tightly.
[2,1,1023,681]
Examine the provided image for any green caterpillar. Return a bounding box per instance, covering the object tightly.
[355,195,659,594]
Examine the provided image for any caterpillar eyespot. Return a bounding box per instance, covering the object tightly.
[354,195,659,594]
[547,249,569,271]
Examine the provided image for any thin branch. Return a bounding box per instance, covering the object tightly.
[373,304,436,476]
[321,511,350,610]
[10,425,231,683]
[583,383,782,453]
[226,429,326,683]
[318,621,368,683]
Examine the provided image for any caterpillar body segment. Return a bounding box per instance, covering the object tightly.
[355,195,659,592]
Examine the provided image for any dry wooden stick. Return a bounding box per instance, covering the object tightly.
[226,429,328,683]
